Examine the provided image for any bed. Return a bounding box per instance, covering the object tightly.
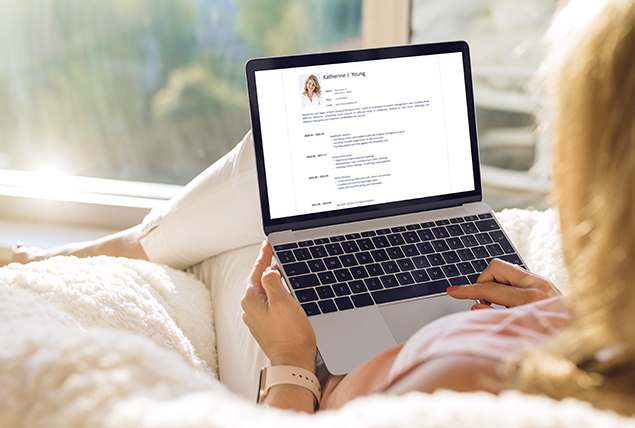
[1,208,633,428]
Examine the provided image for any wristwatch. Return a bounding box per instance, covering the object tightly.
[257,365,322,408]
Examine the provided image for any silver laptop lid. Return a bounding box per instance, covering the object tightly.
[245,41,481,235]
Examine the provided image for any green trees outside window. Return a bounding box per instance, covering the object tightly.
[0,0,361,184]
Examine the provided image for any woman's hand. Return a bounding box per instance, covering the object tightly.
[446,258,563,310]
[241,241,317,373]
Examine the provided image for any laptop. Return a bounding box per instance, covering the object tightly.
[245,41,526,375]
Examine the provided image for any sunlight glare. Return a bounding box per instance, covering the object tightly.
[34,165,68,178]
[27,165,72,197]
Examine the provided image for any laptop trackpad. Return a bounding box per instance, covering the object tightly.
[379,295,474,344]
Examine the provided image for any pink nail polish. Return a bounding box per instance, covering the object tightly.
[471,306,484,310]
[446,285,460,292]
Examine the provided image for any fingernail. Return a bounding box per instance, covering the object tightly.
[446,285,460,292]
[16,241,23,248]
[471,306,484,310]
[264,266,272,274]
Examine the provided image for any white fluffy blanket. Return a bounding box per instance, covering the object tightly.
[1,209,633,427]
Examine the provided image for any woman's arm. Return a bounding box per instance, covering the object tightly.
[447,259,564,309]
[241,241,319,413]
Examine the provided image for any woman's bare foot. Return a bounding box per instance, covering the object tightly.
[11,225,151,264]
[12,242,63,264]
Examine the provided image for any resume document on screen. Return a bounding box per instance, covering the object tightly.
[255,52,475,220]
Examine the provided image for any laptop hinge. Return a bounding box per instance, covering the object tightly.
[263,196,483,235]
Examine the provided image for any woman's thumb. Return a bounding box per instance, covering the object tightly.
[260,267,288,301]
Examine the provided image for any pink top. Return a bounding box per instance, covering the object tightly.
[320,297,568,410]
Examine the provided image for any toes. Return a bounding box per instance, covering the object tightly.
[11,243,34,264]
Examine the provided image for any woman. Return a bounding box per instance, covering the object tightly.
[301,74,322,107]
[243,0,635,415]
[13,0,635,416]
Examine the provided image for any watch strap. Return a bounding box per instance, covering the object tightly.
[259,365,322,407]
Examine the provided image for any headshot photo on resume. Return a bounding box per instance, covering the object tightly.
[301,74,322,107]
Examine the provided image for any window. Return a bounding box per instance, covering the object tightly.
[410,0,558,206]
[0,0,362,185]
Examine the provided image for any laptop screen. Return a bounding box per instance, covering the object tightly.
[246,42,481,233]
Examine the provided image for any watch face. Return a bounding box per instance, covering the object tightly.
[257,368,267,404]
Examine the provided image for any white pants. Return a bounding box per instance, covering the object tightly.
[140,131,269,399]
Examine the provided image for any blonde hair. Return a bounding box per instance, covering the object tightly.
[302,75,321,97]
[509,0,635,415]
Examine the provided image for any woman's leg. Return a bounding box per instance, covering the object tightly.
[13,131,265,269]
[12,224,150,264]
[139,131,268,397]
[187,244,269,399]
[137,130,265,269]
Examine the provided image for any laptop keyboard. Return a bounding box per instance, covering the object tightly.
[273,213,526,317]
